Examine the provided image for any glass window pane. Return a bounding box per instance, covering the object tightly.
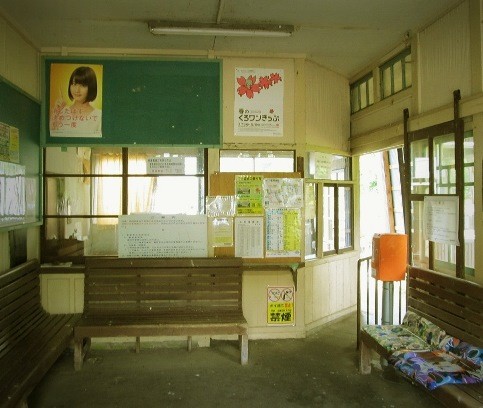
[44,176,93,216]
[367,77,374,105]
[410,200,429,268]
[323,186,335,252]
[305,183,317,259]
[393,60,403,93]
[129,148,204,175]
[360,82,367,109]
[220,150,294,172]
[306,152,351,181]
[405,54,412,87]
[338,186,352,249]
[464,134,475,274]
[351,86,360,113]
[433,134,455,194]
[382,67,392,98]
[145,176,204,215]
[410,140,429,194]
[92,177,122,215]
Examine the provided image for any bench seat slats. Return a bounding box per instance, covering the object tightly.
[0,259,80,408]
[75,257,249,369]
[88,257,243,269]
[360,265,483,408]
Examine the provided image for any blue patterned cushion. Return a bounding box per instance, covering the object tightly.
[439,336,483,367]
[363,325,430,353]
[389,350,483,390]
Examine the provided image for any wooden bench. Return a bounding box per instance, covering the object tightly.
[74,257,248,370]
[0,259,80,408]
[360,265,483,408]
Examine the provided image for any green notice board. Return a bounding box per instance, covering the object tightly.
[0,78,41,230]
[43,58,221,146]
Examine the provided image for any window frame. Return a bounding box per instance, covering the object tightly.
[42,146,208,264]
[350,73,374,114]
[304,152,354,260]
[380,47,412,99]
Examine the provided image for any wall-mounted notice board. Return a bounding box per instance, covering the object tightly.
[209,172,303,264]
[0,78,41,231]
[42,57,221,146]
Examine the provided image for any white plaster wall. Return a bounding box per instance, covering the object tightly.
[305,61,350,151]
[418,1,471,113]
[0,16,39,99]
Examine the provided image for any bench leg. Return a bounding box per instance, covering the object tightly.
[359,340,372,374]
[136,336,141,353]
[74,337,91,371]
[239,334,248,365]
[187,336,192,352]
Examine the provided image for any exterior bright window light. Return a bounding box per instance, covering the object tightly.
[148,21,294,37]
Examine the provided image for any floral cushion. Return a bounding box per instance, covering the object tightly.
[389,350,483,390]
[401,310,422,333]
[439,336,483,367]
[411,317,446,348]
[363,325,430,353]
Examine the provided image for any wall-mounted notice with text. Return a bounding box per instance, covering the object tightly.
[118,213,208,258]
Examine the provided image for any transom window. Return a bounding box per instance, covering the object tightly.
[219,150,295,172]
[350,73,374,114]
[380,48,412,99]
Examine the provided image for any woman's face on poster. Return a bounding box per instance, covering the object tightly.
[70,81,89,103]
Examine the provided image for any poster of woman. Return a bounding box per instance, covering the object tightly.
[49,63,103,138]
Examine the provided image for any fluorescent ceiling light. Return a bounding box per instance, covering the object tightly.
[148,21,294,37]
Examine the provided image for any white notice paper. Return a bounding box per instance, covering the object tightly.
[118,214,208,257]
[423,196,459,246]
[235,217,264,258]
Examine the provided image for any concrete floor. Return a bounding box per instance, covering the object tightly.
[29,313,442,407]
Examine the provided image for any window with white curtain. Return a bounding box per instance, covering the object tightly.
[43,147,206,262]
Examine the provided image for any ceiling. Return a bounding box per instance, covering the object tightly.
[0,0,462,78]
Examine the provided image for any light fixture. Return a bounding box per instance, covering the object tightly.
[148,21,294,38]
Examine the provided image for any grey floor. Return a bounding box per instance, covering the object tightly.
[29,313,442,407]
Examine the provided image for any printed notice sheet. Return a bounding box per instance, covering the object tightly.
[265,208,301,257]
[118,214,208,257]
[267,286,295,325]
[423,196,459,246]
[235,175,264,215]
[234,68,284,136]
[234,217,264,258]
[211,217,234,247]
[263,178,303,208]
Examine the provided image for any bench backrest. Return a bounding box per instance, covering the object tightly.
[0,259,43,360]
[407,266,483,347]
[84,257,244,317]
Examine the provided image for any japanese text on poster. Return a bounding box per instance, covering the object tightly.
[147,156,185,174]
[313,152,332,179]
[49,63,103,138]
[263,178,303,208]
[235,175,264,215]
[266,208,301,257]
[118,214,208,257]
[234,217,264,258]
[423,196,459,246]
[0,122,19,163]
[267,286,295,325]
[211,217,234,247]
[234,68,284,136]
